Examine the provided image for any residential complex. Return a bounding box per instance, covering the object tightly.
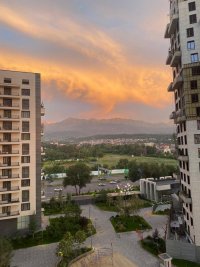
[165,0,200,246]
[0,70,44,235]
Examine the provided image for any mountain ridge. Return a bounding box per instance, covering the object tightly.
[44,117,174,141]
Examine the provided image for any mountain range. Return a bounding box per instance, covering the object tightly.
[44,118,174,141]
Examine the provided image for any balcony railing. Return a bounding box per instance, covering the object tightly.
[0,115,20,120]
[179,192,192,204]
[166,50,173,65]
[164,23,170,38]
[0,198,19,205]
[0,175,20,179]
[0,127,20,131]
[0,150,19,155]
[0,139,20,143]
[168,13,179,35]
[178,155,189,161]
[170,50,181,67]
[0,211,20,218]
[0,92,20,97]
[0,162,20,167]
[0,104,20,108]
[0,186,19,192]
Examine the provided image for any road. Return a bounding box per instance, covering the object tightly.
[42,175,137,200]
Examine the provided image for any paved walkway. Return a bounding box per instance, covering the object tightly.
[11,205,167,267]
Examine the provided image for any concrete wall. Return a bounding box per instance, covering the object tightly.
[166,239,200,263]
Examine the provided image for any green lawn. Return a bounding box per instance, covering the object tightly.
[95,202,119,212]
[43,154,177,170]
[172,259,200,267]
[110,215,152,232]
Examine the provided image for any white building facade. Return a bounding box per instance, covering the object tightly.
[165,0,200,245]
[0,70,44,235]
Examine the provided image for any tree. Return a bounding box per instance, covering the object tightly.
[57,232,74,260]
[128,161,142,181]
[116,159,129,169]
[63,163,92,195]
[29,217,37,238]
[0,237,13,267]
[74,230,86,250]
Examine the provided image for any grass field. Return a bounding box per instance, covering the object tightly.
[43,154,178,170]
[172,259,200,267]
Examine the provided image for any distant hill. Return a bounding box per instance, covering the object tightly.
[44,118,174,141]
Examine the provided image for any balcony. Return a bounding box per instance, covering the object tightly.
[0,198,19,205]
[0,104,20,110]
[0,150,19,155]
[0,127,20,132]
[0,139,20,143]
[170,50,181,67]
[0,175,20,180]
[170,111,176,120]
[179,192,192,204]
[0,186,19,192]
[168,13,179,35]
[167,82,173,92]
[41,104,45,116]
[166,50,173,65]
[0,162,20,168]
[0,83,20,88]
[164,23,170,38]
[0,92,20,98]
[0,211,20,218]
[178,155,189,161]
[0,115,20,121]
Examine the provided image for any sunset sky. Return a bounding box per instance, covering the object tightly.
[0,0,174,123]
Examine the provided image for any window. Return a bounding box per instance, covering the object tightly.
[191,217,194,226]
[22,121,29,132]
[187,176,190,185]
[17,216,30,229]
[22,166,29,178]
[21,111,30,118]
[191,80,198,89]
[22,89,30,96]
[198,148,200,158]
[191,93,199,103]
[22,190,29,202]
[4,78,11,84]
[21,179,30,187]
[190,14,197,24]
[189,2,196,11]
[21,133,30,140]
[21,203,30,211]
[22,99,29,110]
[196,107,200,116]
[4,87,11,95]
[192,66,200,76]
[187,41,195,50]
[191,53,199,63]
[21,156,30,163]
[22,79,29,85]
[197,120,200,130]
[187,27,194,37]
[194,134,200,144]
[22,144,29,155]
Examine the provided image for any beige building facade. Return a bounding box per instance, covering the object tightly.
[165,0,200,245]
[0,70,44,235]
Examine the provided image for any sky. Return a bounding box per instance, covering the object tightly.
[0,0,174,123]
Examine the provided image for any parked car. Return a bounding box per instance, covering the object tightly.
[98,183,106,186]
[109,181,117,184]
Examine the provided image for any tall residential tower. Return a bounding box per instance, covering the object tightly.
[0,70,44,235]
[165,0,200,245]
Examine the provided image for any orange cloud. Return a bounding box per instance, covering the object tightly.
[0,3,171,118]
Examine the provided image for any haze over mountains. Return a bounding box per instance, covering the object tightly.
[45,118,174,141]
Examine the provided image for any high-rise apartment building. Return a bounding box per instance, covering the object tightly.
[165,0,200,245]
[0,70,44,235]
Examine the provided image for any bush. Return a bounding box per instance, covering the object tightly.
[141,236,166,256]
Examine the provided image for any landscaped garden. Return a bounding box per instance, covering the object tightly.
[110,215,151,232]
[12,200,95,249]
[141,235,165,256]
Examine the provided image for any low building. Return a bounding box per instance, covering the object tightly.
[140,176,180,202]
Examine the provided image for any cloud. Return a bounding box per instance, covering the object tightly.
[0,1,171,120]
